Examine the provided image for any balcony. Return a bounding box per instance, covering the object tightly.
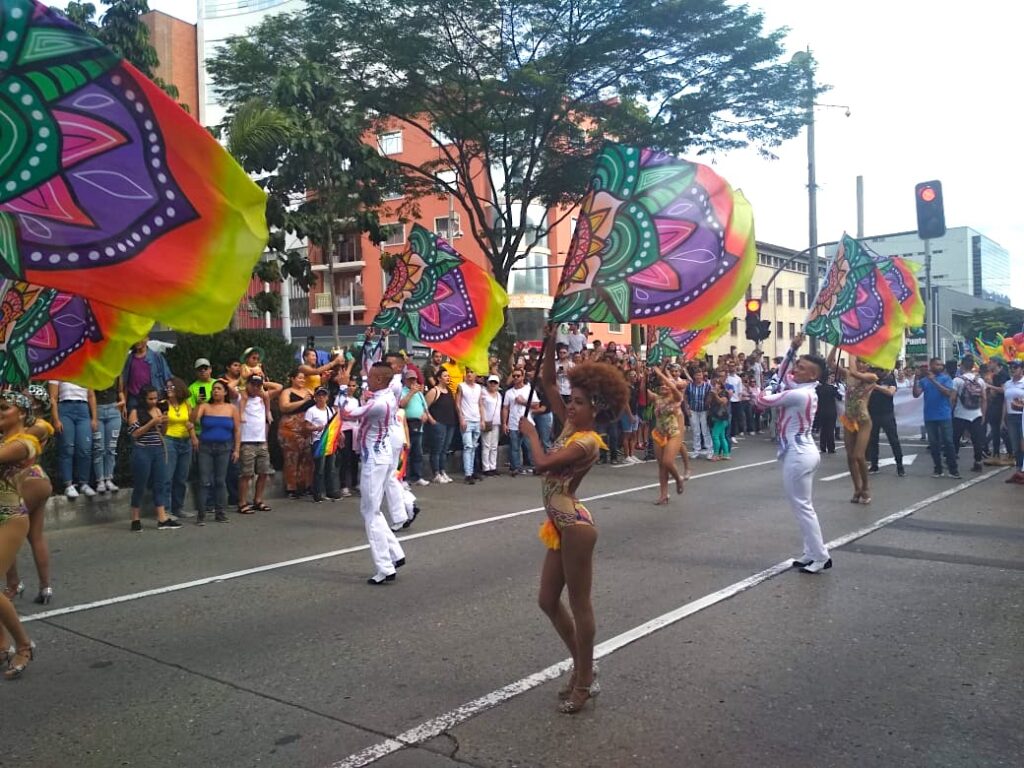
[312,290,366,313]
[311,239,365,272]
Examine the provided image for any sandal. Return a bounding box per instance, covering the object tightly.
[559,666,599,700]
[558,682,600,714]
[654,497,669,506]
[849,493,861,504]
[676,477,685,495]
[4,642,35,680]
[253,501,272,512]
[237,504,255,515]
[858,495,872,505]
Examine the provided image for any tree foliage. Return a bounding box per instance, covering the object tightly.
[965,306,1024,341]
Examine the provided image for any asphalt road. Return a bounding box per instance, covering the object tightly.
[4,437,1022,768]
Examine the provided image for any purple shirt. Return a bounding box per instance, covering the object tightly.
[127,355,152,396]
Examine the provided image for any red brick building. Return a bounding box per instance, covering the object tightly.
[141,10,199,117]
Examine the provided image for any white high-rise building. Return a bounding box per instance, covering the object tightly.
[197,0,306,128]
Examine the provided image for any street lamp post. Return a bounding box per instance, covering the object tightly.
[792,48,819,355]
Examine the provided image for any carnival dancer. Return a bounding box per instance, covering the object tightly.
[381,352,412,529]
[648,366,685,504]
[755,334,832,574]
[341,362,406,585]
[837,355,878,504]
[519,328,629,713]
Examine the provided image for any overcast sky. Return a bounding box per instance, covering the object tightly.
[52,0,1021,307]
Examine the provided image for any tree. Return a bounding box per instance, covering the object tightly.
[964,306,1024,342]
[61,0,181,104]
[210,15,398,343]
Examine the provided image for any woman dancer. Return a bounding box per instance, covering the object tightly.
[0,391,47,678]
[519,329,628,714]
[648,366,685,504]
[278,370,315,498]
[4,385,55,605]
[838,354,878,504]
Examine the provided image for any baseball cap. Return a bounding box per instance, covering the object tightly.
[248,374,264,385]
[314,386,329,395]
[405,370,419,379]
[194,357,211,369]
[1010,359,1023,368]
[487,375,500,383]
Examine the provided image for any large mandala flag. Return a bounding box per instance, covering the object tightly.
[645,317,729,365]
[865,242,925,329]
[372,224,508,373]
[804,233,906,368]
[0,0,267,339]
[550,143,756,330]
[0,280,152,387]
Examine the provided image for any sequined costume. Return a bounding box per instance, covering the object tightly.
[0,433,42,525]
[651,395,681,447]
[840,376,872,432]
[538,425,606,550]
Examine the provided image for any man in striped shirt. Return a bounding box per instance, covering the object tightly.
[687,371,713,459]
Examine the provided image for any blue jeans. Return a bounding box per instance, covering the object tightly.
[508,429,533,472]
[58,400,93,487]
[429,422,456,476]
[534,412,553,453]
[462,421,481,476]
[130,442,168,509]
[407,420,425,482]
[92,402,121,481]
[312,447,339,499]
[164,436,192,515]
[198,441,231,513]
[925,419,958,474]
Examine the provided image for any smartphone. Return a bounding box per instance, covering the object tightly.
[158,400,169,413]
[197,385,209,401]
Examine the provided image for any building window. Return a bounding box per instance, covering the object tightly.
[434,214,461,240]
[431,126,452,146]
[789,322,796,339]
[377,131,403,156]
[775,287,783,305]
[510,250,549,295]
[381,223,405,247]
[730,317,739,336]
[776,321,784,338]
[799,291,806,309]
[608,322,622,333]
[788,290,795,307]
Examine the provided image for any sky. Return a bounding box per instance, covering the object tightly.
[51,0,1021,307]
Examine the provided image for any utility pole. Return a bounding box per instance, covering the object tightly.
[793,47,819,355]
[924,239,933,359]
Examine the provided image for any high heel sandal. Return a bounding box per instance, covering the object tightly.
[3,581,24,600]
[676,477,685,495]
[0,645,12,666]
[4,642,35,680]
[34,587,53,605]
[558,682,600,714]
[558,666,599,700]
[849,492,861,503]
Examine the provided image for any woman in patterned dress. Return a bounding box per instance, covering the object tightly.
[277,370,315,499]
[519,327,629,714]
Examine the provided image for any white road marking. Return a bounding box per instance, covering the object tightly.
[23,458,777,624]
[821,453,918,481]
[328,468,1006,768]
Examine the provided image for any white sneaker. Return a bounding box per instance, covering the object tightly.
[627,455,641,464]
[415,478,430,486]
[79,483,97,497]
[96,479,108,493]
[340,487,351,497]
[64,484,79,499]
[105,478,119,492]
[441,472,453,484]
[730,438,738,446]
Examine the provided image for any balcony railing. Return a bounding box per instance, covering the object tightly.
[313,290,366,312]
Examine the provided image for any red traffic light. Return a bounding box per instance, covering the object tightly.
[919,186,936,203]
[745,298,762,313]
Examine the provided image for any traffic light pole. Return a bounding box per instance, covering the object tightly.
[924,238,933,359]
[804,52,820,356]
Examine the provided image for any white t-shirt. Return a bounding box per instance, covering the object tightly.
[240,395,267,442]
[337,392,360,442]
[725,374,744,403]
[503,384,536,427]
[555,358,574,396]
[457,381,482,423]
[481,389,502,426]
[953,373,983,421]
[750,361,763,390]
[567,332,586,354]
[50,381,89,401]
[1003,377,1024,415]
[304,404,331,444]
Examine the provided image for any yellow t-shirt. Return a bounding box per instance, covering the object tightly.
[165,402,191,439]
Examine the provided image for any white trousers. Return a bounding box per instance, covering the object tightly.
[691,411,712,456]
[383,435,408,529]
[781,449,829,561]
[360,459,405,577]
[481,426,499,471]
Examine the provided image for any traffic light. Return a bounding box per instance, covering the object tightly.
[915,180,946,240]
[745,298,763,341]
[758,319,771,341]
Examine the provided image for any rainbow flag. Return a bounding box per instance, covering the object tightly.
[373,225,507,374]
[0,0,267,386]
[550,143,756,331]
[805,234,906,369]
[314,413,343,458]
[646,317,730,365]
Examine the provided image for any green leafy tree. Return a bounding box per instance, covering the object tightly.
[964,306,1024,342]
[210,15,397,342]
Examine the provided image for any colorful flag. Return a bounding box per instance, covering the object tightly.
[0,0,267,385]
[804,234,906,368]
[313,412,343,458]
[0,281,152,387]
[373,224,508,374]
[865,243,925,328]
[645,317,730,365]
[550,143,756,330]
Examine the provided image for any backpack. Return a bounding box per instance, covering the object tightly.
[958,375,983,410]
